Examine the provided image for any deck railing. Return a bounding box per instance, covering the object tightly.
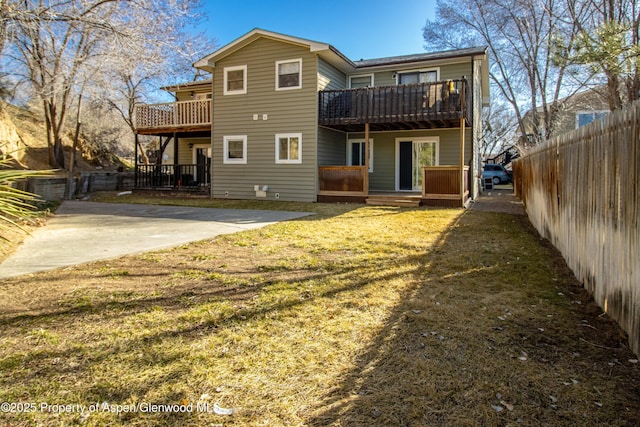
[318,166,367,195]
[317,165,469,204]
[319,80,469,129]
[422,166,469,201]
[134,99,211,131]
[135,163,210,189]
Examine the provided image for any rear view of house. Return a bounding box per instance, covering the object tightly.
[134,29,489,207]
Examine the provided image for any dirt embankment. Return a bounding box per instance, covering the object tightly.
[0,102,127,171]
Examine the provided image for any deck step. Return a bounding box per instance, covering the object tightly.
[365,196,421,207]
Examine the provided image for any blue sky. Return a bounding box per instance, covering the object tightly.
[198,0,438,60]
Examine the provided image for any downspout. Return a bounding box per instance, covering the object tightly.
[469,55,476,200]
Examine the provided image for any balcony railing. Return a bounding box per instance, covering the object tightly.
[134,99,211,132]
[319,80,469,131]
[135,164,210,189]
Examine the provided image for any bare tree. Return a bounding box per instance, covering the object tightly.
[480,104,518,159]
[2,0,206,168]
[424,0,589,145]
[97,30,213,166]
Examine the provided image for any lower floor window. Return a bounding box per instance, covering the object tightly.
[223,135,247,164]
[348,139,374,172]
[275,133,302,164]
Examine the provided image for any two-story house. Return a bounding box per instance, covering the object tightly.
[520,87,612,145]
[134,28,489,207]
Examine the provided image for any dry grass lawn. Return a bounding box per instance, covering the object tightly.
[0,198,638,426]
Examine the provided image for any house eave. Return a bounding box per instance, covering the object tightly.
[194,28,355,72]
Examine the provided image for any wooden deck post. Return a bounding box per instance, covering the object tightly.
[364,122,370,195]
[459,118,465,206]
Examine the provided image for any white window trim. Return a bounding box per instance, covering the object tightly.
[395,68,440,85]
[575,110,609,128]
[191,143,212,181]
[223,65,247,95]
[275,58,302,91]
[394,136,440,191]
[191,143,211,164]
[275,133,302,164]
[223,135,247,164]
[348,74,374,88]
[347,138,374,172]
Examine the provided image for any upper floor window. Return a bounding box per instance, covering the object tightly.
[224,65,247,95]
[276,59,302,90]
[275,133,302,163]
[349,75,373,89]
[397,70,437,85]
[577,111,609,128]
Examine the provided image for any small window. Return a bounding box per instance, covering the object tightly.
[398,70,437,85]
[195,93,212,100]
[223,135,247,164]
[276,59,302,90]
[348,139,374,172]
[577,111,609,128]
[224,65,247,95]
[275,133,302,164]
[350,75,373,88]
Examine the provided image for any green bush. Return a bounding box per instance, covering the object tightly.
[0,157,49,243]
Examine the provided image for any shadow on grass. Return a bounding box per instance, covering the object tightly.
[0,207,639,426]
[305,211,640,427]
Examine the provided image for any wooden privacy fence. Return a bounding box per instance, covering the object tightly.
[513,101,640,355]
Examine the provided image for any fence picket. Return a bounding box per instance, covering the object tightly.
[514,101,640,356]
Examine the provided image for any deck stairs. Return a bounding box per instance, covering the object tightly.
[365,194,422,207]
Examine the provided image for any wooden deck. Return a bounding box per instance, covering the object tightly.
[318,79,470,132]
[317,166,470,207]
[135,99,211,135]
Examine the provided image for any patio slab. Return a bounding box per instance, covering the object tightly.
[0,201,312,279]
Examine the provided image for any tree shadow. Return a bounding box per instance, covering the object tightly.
[1,208,638,426]
[304,211,640,426]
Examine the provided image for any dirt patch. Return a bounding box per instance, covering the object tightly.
[471,184,526,215]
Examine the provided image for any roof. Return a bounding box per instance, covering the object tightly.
[194,28,487,74]
[194,28,354,72]
[187,29,489,104]
[353,46,489,68]
[161,79,213,92]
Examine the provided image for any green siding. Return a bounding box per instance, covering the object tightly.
[440,62,473,81]
[178,138,209,164]
[372,71,395,87]
[348,129,472,191]
[212,37,318,202]
[318,127,346,166]
[318,58,346,91]
[361,62,474,88]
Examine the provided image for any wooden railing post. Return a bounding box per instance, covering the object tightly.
[460,117,466,205]
[364,122,370,195]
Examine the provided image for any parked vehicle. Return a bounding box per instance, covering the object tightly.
[482,163,512,184]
